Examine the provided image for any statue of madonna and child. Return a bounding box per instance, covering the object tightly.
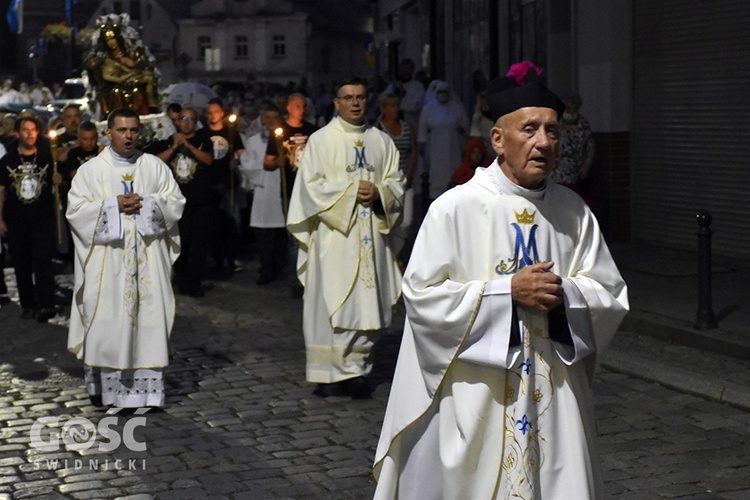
[85,14,160,116]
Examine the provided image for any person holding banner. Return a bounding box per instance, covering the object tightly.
[0,115,60,321]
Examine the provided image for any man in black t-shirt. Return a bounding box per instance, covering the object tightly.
[264,93,318,211]
[60,121,101,182]
[0,116,61,321]
[57,120,101,264]
[55,103,82,163]
[156,106,214,296]
[263,93,317,296]
[205,98,245,273]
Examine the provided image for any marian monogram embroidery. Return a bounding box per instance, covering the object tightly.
[496,208,539,275]
[121,173,134,194]
[346,139,375,175]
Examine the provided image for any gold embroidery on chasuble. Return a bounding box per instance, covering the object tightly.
[501,314,554,499]
[120,172,150,323]
[346,138,376,288]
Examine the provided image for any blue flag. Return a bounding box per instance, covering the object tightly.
[65,0,78,26]
[7,0,22,34]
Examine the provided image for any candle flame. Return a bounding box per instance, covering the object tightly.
[274,127,284,137]
[228,114,237,124]
[49,129,57,139]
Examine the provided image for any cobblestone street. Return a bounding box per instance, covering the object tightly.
[1,266,749,499]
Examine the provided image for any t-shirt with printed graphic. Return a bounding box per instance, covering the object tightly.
[155,128,215,207]
[57,131,78,150]
[60,145,98,181]
[265,121,318,202]
[0,146,55,223]
[206,126,244,188]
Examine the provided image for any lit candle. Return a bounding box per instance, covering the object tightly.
[274,127,289,215]
[274,127,284,156]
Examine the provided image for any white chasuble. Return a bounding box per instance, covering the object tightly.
[287,117,405,381]
[374,162,629,499]
[66,147,185,371]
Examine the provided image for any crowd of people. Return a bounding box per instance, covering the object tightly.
[0,59,623,497]
[0,78,61,106]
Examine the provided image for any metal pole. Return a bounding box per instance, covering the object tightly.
[48,132,62,246]
[694,211,717,330]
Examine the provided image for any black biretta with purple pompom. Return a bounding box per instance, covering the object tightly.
[486,61,565,122]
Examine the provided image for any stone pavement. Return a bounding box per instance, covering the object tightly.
[0,247,749,499]
[605,243,750,410]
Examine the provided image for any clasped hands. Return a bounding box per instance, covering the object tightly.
[172,133,188,149]
[357,180,379,205]
[511,261,564,313]
[118,193,143,215]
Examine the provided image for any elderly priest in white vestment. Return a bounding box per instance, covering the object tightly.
[373,61,629,499]
[67,108,185,408]
[287,76,405,400]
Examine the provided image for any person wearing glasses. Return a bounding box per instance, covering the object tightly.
[156,106,213,297]
[286,76,406,399]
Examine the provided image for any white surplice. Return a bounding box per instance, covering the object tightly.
[241,130,285,228]
[287,116,405,383]
[374,162,629,499]
[66,147,185,407]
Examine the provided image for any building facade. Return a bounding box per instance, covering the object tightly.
[176,0,375,90]
[377,0,748,259]
[177,1,308,86]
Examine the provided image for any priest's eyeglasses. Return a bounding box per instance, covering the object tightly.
[181,116,196,121]
[338,94,367,104]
